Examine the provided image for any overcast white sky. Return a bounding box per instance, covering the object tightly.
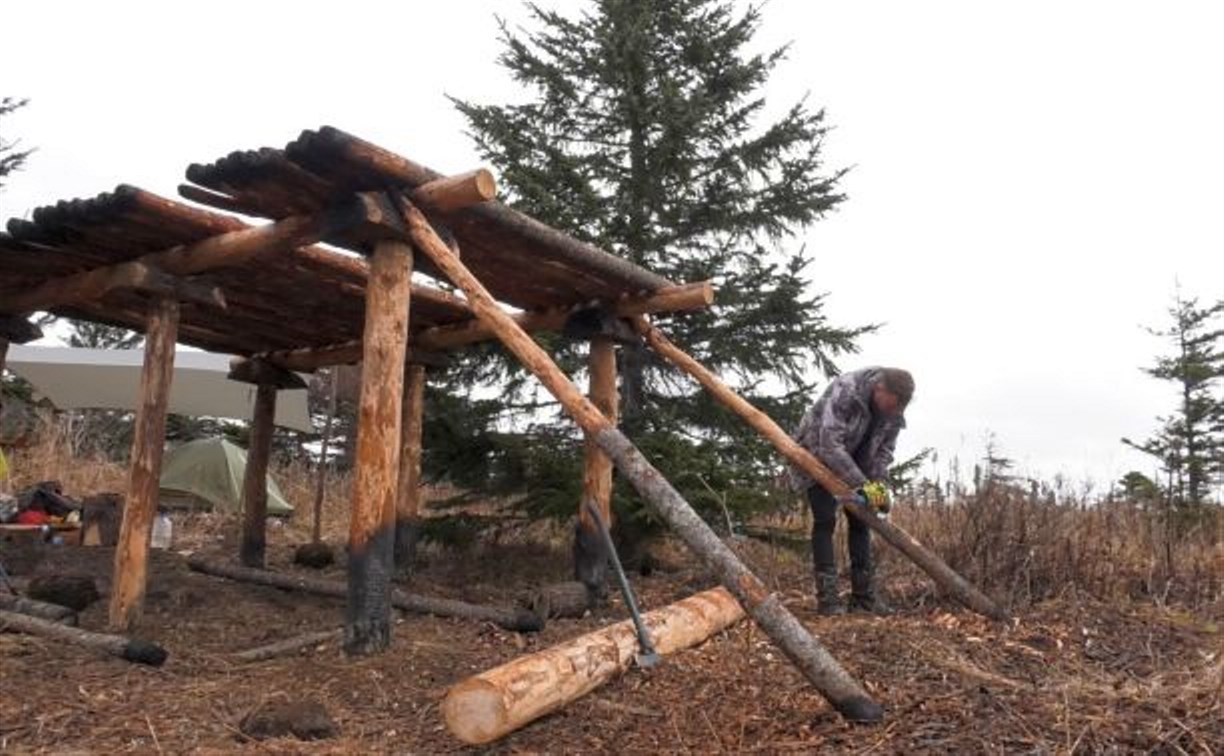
[2,1,1221,490]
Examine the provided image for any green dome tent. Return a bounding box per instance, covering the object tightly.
[159,438,293,516]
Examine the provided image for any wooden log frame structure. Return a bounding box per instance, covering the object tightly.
[0,126,1000,728]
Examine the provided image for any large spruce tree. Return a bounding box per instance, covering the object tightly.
[440,1,870,540]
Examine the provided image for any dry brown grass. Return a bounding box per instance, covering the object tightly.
[7,416,1220,617]
[886,485,1223,613]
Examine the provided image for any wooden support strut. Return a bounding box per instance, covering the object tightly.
[345,238,413,655]
[629,315,1011,622]
[108,296,179,632]
[239,383,277,568]
[396,195,883,723]
[250,281,714,373]
[574,337,617,595]
[393,363,426,576]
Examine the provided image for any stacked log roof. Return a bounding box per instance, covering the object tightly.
[0,126,673,359]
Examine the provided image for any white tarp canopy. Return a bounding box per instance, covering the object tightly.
[5,345,313,432]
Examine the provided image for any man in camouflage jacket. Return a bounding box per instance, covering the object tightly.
[790,367,914,615]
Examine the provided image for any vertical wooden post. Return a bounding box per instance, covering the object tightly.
[239,383,278,568]
[347,238,413,655]
[394,363,426,577]
[109,296,179,632]
[312,371,338,544]
[574,338,618,594]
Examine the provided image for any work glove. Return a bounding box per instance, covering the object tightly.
[857,480,892,515]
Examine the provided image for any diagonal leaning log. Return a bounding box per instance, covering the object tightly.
[397,195,883,723]
[629,315,1011,622]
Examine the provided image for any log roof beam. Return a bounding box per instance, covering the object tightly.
[227,356,307,389]
[0,208,356,316]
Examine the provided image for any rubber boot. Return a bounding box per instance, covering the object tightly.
[816,570,846,616]
[850,568,892,615]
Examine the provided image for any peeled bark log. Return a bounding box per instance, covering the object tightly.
[186,557,542,632]
[575,338,617,594]
[0,609,167,666]
[631,316,1010,622]
[0,593,78,625]
[394,364,426,576]
[442,587,744,745]
[346,238,412,655]
[239,384,277,568]
[399,197,883,723]
[109,296,178,632]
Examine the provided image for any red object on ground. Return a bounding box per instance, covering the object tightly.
[15,509,50,526]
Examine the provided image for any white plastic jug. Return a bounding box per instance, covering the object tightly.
[151,513,173,549]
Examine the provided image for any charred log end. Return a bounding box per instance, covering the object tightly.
[392,516,420,579]
[833,696,885,724]
[122,639,169,667]
[344,528,394,656]
[572,522,610,600]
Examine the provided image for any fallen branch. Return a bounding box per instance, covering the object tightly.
[441,586,744,745]
[186,557,543,632]
[233,629,343,663]
[0,609,167,666]
[0,593,79,625]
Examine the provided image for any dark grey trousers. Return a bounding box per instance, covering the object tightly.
[807,484,872,574]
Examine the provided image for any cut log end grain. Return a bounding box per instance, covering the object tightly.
[440,680,505,745]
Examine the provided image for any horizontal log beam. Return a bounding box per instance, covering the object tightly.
[310,127,672,292]
[228,357,307,389]
[411,169,497,212]
[416,281,714,351]
[0,209,348,316]
[1,259,226,315]
[249,282,711,369]
[258,343,450,373]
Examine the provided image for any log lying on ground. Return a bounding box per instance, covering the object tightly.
[186,557,542,632]
[0,609,167,666]
[630,316,1011,622]
[233,629,343,663]
[442,587,744,745]
[0,593,78,625]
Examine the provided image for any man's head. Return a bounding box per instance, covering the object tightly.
[871,368,914,418]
